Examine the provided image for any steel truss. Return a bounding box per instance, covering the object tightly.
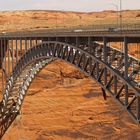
[0,40,140,138]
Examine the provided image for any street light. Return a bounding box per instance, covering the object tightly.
[55,10,58,29]
[61,9,65,28]
[119,0,122,32]
[109,3,119,27]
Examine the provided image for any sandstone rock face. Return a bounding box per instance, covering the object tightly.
[0,9,140,139]
[0,10,139,32]
[2,60,140,140]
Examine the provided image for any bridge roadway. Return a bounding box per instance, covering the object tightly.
[0,28,140,37]
[0,29,140,138]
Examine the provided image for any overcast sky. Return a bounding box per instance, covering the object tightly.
[0,0,140,12]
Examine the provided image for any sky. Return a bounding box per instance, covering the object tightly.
[0,0,140,12]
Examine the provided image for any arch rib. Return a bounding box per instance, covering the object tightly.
[0,41,140,138]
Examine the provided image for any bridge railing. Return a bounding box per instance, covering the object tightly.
[0,22,140,38]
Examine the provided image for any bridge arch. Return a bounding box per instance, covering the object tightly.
[0,41,140,138]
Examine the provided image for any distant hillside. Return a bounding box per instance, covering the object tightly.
[0,10,140,32]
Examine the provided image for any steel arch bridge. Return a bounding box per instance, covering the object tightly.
[0,30,140,138]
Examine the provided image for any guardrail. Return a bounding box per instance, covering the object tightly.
[0,23,140,37]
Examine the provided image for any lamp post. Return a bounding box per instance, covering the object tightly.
[109,4,119,27]
[62,9,65,28]
[119,0,122,32]
[55,11,58,29]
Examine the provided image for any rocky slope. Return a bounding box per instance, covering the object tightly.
[2,60,140,140]
[0,10,140,139]
[0,10,139,32]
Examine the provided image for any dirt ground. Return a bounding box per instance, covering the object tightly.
[2,60,140,140]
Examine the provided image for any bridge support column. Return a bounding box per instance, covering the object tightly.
[76,37,79,47]
[88,37,91,53]
[101,37,108,100]
[137,96,140,121]
[0,39,5,69]
[7,40,10,79]
[65,37,68,43]
[103,37,107,85]
[47,37,51,41]
[20,38,22,57]
[56,37,58,41]
[0,39,8,97]
[15,39,18,64]
[11,40,14,73]
[25,38,28,51]
[29,38,32,48]
[124,37,128,106]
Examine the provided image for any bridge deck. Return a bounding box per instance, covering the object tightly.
[0,29,140,37]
